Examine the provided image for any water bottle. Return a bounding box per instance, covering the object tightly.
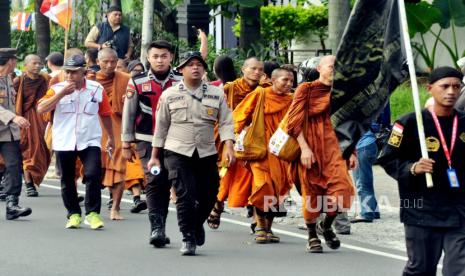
[150,165,161,176]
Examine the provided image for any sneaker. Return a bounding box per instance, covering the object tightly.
[350,215,373,223]
[66,214,82,229]
[84,212,104,230]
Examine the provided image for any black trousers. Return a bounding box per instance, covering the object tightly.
[55,147,102,218]
[163,150,219,235]
[136,141,170,220]
[0,141,23,196]
[403,218,465,276]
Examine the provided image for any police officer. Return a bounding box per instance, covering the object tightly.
[148,51,235,255]
[378,67,465,276]
[121,40,182,248]
[0,48,32,220]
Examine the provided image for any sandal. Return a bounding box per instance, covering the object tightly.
[266,231,280,243]
[255,229,268,244]
[306,237,323,253]
[250,222,257,234]
[207,202,224,230]
[26,183,38,197]
[316,221,340,250]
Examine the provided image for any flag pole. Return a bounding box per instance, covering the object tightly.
[64,0,70,58]
[397,0,434,188]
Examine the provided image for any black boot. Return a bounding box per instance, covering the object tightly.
[180,232,196,256]
[195,224,205,246]
[149,213,170,248]
[25,182,38,197]
[6,195,32,220]
[0,177,6,201]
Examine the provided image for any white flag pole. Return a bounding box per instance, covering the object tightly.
[397,0,434,188]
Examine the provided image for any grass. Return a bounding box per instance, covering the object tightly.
[389,81,431,122]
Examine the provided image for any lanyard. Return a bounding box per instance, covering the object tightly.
[430,111,458,168]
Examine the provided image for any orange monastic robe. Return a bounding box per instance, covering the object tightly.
[96,71,131,186]
[233,87,293,212]
[287,81,354,221]
[13,74,51,185]
[217,78,257,207]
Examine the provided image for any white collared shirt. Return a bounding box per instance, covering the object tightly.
[51,79,105,151]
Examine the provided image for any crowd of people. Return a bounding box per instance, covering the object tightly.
[0,4,465,275]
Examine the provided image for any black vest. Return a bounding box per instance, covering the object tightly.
[97,22,130,59]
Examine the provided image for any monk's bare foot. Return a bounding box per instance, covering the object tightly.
[110,210,124,220]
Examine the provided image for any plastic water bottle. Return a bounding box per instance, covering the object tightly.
[150,165,161,176]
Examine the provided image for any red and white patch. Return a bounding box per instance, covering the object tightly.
[393,123,404,134]
[142,83,151,92]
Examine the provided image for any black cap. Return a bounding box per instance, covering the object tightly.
[428,66,464,84]
[176,51,208,71]
[46,52,64,66]
[107,5,122,13]
[0,48,18,59]
[62,54,86,71]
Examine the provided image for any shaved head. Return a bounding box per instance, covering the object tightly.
[318,55,336,67]
[317,55,336,85]
[98,48,118,60]
[271,68,294,94]
[65,48,84,59]
[243,57,261,68]
[242,57,264,85]
[97,48,118,76]
[271,67,293,78]
[24,54,43,77]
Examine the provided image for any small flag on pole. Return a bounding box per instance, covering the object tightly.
[40,0,73,30]
[10,12,33,31]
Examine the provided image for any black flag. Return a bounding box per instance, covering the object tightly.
[330,0,408,158]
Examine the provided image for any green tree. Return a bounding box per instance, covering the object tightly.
[406,0,465,70]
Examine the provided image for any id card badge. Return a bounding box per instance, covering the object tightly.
[447,168,460,188]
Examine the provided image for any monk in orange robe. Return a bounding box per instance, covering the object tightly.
[13,54,51,197]
[207,57,264,229]
[287,55,355,253]
[96,48,130,220]
[234,68,294,243]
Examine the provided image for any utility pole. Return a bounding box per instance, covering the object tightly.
[140,0,154,62]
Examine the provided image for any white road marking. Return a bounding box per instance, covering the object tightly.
[40,183,442,269]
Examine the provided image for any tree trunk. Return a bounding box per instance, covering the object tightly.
[328,0,350,53]
[140,0,154,62]
[239,6,261,52]
[35,0,50,60]
[0,1,10,47]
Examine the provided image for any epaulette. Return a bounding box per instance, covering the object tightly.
[132,71,149,81]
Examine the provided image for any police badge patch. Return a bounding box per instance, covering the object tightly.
[387,131,402,147]
[142,83,151,92]
[426,136,440,152]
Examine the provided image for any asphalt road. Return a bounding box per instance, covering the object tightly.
[0,179,414,276]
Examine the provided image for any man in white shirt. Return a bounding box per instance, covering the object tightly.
[38,54,115,230]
